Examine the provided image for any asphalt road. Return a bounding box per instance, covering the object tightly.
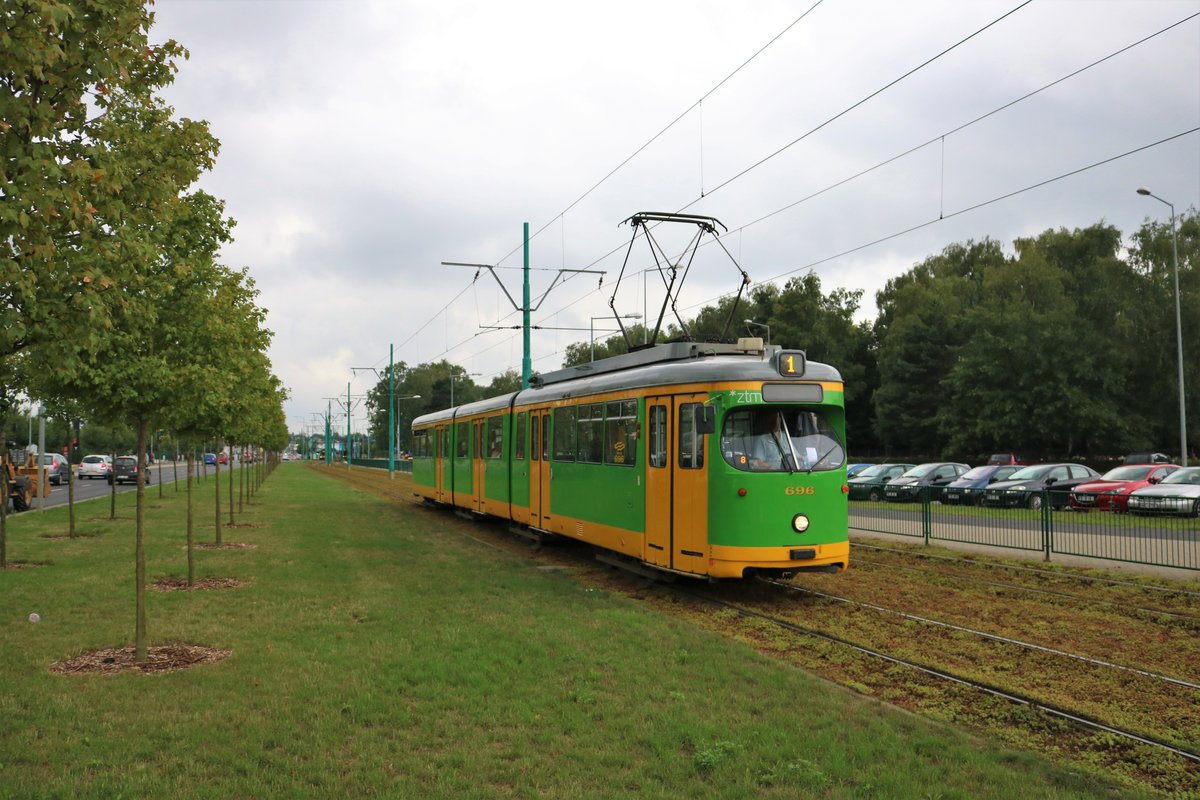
[21,460,232,512]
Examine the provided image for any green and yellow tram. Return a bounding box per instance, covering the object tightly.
[411,340,849,579]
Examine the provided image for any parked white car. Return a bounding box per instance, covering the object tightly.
[1127,467,1200,517]
[78,454,112,479]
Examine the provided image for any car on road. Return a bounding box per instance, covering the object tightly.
[847,463,915,502]
[1126,467,1200,516]
[883,462,970,502]
[1069,463,1179,512]
[41,453,70,486]
[981,463,1100,510]
[940,464,1022,505]
[78,454,112,480]
[108,456,152,485]
[218,452,229,465]
[203,453,217,465]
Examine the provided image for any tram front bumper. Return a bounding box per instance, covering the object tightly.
[707,541,850,579]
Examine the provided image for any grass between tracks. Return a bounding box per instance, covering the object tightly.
[0,465,1146,799]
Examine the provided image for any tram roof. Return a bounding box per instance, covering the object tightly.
[412,341,842,426]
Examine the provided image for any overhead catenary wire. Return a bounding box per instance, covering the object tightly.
[380,5,1198,386]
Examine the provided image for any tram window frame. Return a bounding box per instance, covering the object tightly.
[440,428,449,459]
[515,413,526,460]
[554,407,577,461]
[456,422,469,458]
[604,400,637,467]
[486,416,504,459]
[576,403,604,464]
[678,403,704,469]
[541,415,551,461]
[530,414,539,461]
[649,405,667,468]
[413,430,427,457]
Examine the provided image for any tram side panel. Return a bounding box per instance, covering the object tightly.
[509,410,531,525]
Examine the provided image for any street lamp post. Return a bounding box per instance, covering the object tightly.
[1138,187,1188,466]
[744,319,770,345]
[590,313,643,361]
[450,371,480,407]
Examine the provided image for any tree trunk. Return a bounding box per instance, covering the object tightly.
[1,427,8,568]
[110,441,117,520]
[238,444,245,513]
[214,451,222,544]
[227,443,234,526]
[186,452,195,587]
[135,420,148,662]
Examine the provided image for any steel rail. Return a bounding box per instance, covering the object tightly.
[762,578,1200,691]
[680,586,1200,765]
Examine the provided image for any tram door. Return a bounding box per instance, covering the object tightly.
[645,394,709,574]
[472,421,486,512]
[435,426,449,503]
[529,410,551,530]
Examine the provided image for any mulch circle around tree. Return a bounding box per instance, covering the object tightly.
[192,542,258,550]
[1,561,49,570]
[39,531,104,539]
[151,577,244,591]
[51,644,231,675]
[223,522,260,529]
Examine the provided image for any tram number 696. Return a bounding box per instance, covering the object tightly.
[784,486,815,496]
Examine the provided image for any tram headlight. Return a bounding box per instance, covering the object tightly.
[791,514,810,533]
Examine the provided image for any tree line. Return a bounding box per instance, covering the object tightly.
[356,215,1196,465]
[2,0,286,660]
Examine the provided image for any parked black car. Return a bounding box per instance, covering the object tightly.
[883,462,970,502]
[847,463,914,501]
[108,455,152,485]
[940,464,1022,505]
[981,463,1100,510]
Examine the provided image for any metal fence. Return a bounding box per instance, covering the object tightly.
[850,487,1200,571]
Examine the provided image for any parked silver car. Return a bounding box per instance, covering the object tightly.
[1126,467,1200,516]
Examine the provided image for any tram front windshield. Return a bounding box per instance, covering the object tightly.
[721,407,845,473]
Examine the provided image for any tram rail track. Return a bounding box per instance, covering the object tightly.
[677,583,1200,767]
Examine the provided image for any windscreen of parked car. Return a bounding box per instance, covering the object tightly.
[1159,468,1200,485]
[959,466,996,481]
[721,407,844,473]
[902,463,941,478]
[852,465,893,479]
[1099,466,1153,481]
[1007,465,1052,481]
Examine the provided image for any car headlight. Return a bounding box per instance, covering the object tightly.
[1011,485,1027,492]
[1105,488,1127,494]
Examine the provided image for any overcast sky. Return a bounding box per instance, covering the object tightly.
[149,0,1200,432]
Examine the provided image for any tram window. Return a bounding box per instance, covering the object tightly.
[474,423,482,460]
[576,403,603,464]
[649,405,667,468]
[541,415,551,461]
[720,407,844,473]
[605,400,637,467]
[678,403,704,470]
[441,428,449,459]
[413,431,426,457]
[456,422,469,458]
[486,417,503,459]
[554,407,577,461]
[530,415,539,461]
[515,413,526,460]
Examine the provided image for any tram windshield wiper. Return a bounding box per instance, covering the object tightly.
[806,443,842,474]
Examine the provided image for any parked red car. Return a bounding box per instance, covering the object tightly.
[986,452,1029,466]
[1069,463,1179,512]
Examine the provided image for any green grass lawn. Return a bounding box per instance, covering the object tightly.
[0,466,1147,799]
